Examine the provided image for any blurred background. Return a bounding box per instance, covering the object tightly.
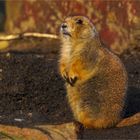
[0,0,140,54]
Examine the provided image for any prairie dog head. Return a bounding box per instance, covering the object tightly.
[60,16,98,42]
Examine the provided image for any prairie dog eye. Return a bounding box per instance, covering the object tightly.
[76,19,83,25]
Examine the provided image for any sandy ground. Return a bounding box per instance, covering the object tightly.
[0,46,139,139]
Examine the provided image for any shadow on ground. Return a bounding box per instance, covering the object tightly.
[125,86,140,117]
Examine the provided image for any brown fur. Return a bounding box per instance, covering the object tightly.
[59,16,139,128]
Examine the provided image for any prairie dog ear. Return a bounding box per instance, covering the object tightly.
[92,26,98,37]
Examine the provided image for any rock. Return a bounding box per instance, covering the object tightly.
[0,123,77,140]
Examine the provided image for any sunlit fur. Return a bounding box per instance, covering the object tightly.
[59,16,127,128]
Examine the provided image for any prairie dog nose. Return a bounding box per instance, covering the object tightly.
[61,23,67,29]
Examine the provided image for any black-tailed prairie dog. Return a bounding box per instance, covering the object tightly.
[59,16,140,128]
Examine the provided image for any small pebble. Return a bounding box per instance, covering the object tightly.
[14,118,24,122]
[28,112,32,118]
[6,53,11,57]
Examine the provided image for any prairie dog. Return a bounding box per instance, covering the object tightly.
[59,16,129,128]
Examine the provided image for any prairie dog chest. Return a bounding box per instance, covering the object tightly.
[61,43,72,63]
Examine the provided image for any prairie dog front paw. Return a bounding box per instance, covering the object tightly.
[68,68,78,86]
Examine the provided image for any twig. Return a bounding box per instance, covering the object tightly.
[0,32,59,41]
